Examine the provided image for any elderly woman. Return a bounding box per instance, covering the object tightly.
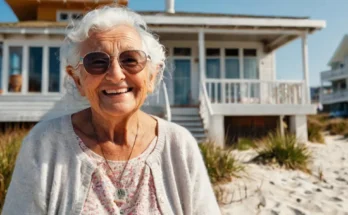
[2,6,220,215]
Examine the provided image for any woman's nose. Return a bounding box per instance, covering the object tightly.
[105,58,126,82]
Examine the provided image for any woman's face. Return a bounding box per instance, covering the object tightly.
[72,25,157,117]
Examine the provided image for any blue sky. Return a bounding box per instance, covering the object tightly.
[0,0,347,86]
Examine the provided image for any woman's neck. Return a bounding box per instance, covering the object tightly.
[89,108,139,146]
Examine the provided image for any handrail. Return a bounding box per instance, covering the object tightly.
[201,81,214,115]
[199,80,214,133]
[162,82,171,122]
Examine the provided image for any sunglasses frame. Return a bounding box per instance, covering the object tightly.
[77,50,151,75]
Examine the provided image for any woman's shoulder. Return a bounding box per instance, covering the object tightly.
[26,114,71,142]
[157,118,200,157]
[159,118,197,143]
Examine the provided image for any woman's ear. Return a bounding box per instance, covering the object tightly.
[66,66,85,96]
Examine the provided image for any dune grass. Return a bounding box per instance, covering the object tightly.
[307,117,325,144]
[198,140,244,184]
[234,138,257,151]
[252,131,311,173]
[0,128,29,212]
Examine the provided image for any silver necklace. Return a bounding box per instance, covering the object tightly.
[90,115,139,204]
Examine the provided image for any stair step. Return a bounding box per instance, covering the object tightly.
[187,127,205,132]
[175,121,203,127]
[172,116,201,121]
[192,133,207,139]
[171,108,199,115]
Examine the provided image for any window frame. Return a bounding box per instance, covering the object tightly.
[2,40,63,95]
[56,10,83,22]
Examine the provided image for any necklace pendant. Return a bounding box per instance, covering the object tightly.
[115,188,127,201]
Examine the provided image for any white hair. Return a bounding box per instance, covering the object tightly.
[40,6,168,121]
[60,6,166,92]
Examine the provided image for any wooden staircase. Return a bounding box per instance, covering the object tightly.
[171,107,206,142]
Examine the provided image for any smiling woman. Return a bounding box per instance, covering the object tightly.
[2,5,220,215]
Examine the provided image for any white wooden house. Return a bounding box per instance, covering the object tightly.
[0,0,325,145]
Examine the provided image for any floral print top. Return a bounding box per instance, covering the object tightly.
[77,136,162,215]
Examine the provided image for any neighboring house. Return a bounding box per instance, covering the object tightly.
[320,35,348,117]
[311,87,320,104]
[0,0,325,146]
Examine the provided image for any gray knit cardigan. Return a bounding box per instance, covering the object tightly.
[2,115,221,215]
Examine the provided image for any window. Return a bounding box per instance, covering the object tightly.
[173,48,191,56]
[8,47,23,92]
[206,48,220,57]
[71,13,83,20]
[243,49,258,79]
[206,48,220,78]
[59,13,68,21]
[206,48,221,102]
[28,47,43,92]
[48,47,60,92]
[57,11,83,21]
[225,49,239,79]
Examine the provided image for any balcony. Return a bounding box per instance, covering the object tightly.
[321,67,348,81]
[203,79,316,115]
[321,90,348,104]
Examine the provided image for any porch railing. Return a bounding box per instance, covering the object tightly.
[205,79,306,105]
[162,82,172,122]
[199,80,214,132]
[321,67,348,81]
[141,81,171,121]
[321,89,348,104]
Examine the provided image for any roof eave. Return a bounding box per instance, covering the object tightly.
[327,35,348,66]
[142,15,326,30]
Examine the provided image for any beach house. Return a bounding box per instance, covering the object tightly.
[320,35,348,117]
[0,0,325,146]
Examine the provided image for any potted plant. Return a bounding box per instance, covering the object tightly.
[9,74,22,92]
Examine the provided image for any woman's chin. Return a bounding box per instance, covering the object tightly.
[98,103,139,117]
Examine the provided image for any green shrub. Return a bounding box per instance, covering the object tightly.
[198,141,244,184]
[307,118,325,144]
[0,128,29,212]
[235,138,257,151]
[326,119,348,135]
[252,131,311,172]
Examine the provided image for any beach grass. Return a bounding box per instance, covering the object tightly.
[0,127,29,212]
[252,131,311,173]
[198,140,245,185]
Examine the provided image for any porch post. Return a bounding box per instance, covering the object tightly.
[198,29,206,82]
[22,45,29,94]
[42,45,49,94]
[302,31,310,104]
[2,43,8,94]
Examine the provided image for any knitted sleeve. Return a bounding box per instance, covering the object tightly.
[2,136,47,215]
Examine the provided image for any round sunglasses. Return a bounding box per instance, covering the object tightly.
[78,50,151,75]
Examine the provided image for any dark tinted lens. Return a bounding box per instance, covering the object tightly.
[119,50,147,73]
[83,52,110,75]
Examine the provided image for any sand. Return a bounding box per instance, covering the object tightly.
[219,135,348,215]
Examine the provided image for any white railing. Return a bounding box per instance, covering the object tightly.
[321,90,348,104]
[199,80,214,132]
[321,67,348,81]
[162,82,172,122]
[141,81,171,121]
[205,79,306,105]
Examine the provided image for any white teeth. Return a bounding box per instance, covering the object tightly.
[104,89,129,94]
[106,89,127,94]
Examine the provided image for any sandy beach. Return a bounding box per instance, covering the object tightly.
[220,135,348,215]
